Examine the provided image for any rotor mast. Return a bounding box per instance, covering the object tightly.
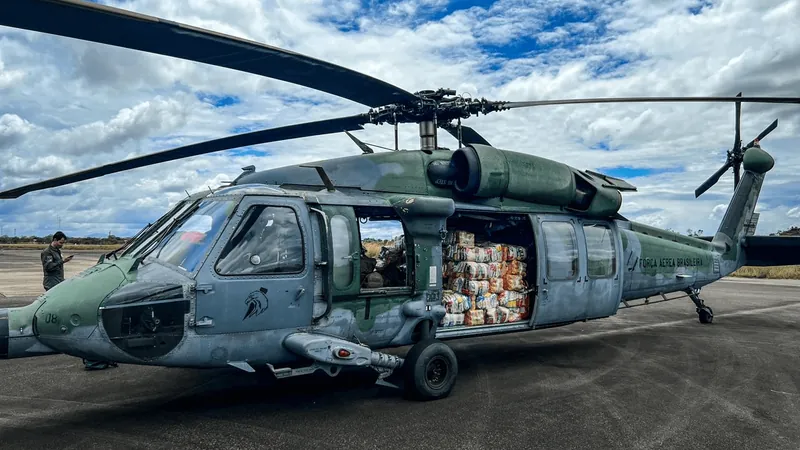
[419,120,437,151]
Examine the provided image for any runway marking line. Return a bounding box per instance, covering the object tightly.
[770,390,798,396]
[541,301,800,344]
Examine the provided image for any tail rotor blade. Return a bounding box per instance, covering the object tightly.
[695,160,732,198]
[744,119,778,149]
[733,92,742,153]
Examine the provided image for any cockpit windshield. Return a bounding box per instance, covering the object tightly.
[122,199,196,258]
[138,199,237,273]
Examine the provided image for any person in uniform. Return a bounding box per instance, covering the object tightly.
[41,231,118,371]
[41,231,73,291]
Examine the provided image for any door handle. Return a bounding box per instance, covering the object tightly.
[196,316,214,327]
[296,287,306,299]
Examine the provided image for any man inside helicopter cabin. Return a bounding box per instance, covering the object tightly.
[41,231,118,371]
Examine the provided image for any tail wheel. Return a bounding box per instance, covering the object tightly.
[698,306,714,324]
[402,338,458,401]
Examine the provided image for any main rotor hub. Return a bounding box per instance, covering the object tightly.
[365,88,505,126]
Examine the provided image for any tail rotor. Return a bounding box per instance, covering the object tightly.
[694,92,778,198]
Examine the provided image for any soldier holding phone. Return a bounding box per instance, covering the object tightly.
[41,231,73,291]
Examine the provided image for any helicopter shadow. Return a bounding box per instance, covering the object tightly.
[0,330,649,439]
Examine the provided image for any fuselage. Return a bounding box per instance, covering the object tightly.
[1,183,733,370]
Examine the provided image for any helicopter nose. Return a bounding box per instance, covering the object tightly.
[33,263,129,352]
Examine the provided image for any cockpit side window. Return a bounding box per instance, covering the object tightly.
[215,205,305,276]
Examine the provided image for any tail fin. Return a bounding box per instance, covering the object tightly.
[711,146,774,275]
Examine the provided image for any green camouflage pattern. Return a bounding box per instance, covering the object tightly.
[239,145,631,218]
[0,143,783,377]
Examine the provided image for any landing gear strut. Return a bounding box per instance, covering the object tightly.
[687,288,713,324]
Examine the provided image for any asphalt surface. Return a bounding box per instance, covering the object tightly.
[2,250,800,449]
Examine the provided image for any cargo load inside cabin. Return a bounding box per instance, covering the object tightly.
[439,213,536,329]
[352,207,536,331]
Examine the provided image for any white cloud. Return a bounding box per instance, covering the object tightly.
[0,0,798,238]
[710,204,727,220]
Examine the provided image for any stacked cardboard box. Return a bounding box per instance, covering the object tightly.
[440,230,531,328]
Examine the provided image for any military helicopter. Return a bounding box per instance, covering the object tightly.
[2,0,800,402]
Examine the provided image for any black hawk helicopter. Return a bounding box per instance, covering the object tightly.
[1,0,799,401]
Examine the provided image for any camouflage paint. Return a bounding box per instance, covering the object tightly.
[616,146,773,301]
[239,145,631,219]
[0,145,779,375]
[4,258,136,359]
[618,224,718,300]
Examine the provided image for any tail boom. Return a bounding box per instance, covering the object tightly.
[711,146,774,276]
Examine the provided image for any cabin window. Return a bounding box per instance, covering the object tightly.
[330,214,355,289]
[356,208,409,290]
[583,223,616,278]
[542,221,578,280]
[215,205,305,276]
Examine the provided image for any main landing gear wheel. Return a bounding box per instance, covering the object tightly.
[698,306,714,324]
[402,338,458,401]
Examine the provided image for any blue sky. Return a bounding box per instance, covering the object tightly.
[0,0,798,238]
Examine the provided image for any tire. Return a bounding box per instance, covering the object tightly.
[698,307,713,324]
[402,338,458,401]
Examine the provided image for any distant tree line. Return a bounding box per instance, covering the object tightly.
[775,226,800,236]
[0,235,130,245]
[666,226,799,237]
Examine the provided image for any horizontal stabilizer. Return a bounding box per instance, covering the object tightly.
[742,236,800,266]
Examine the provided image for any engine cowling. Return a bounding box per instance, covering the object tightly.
[449,144,576,205]
[432,144,625,217]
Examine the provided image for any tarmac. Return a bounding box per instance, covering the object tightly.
[2,249,800,449]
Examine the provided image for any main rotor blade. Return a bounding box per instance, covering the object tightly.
[499,96,800,109]
[0,0,417,108]
[694,160,732,198]
[0,114,369,199]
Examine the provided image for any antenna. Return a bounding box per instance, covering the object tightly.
[299,165,336,192]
